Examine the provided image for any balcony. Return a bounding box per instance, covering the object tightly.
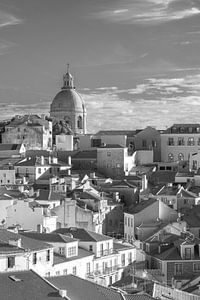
[87,265,120,278]
[96,248,115,258]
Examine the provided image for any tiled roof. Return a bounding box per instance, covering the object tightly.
[72,150,97,159]
[0,144,23,151]
[125,294,156,300]
[0,270,65,300]
[20,232,78,243]
[53,227,112,242]
[35,189,63,201]
[96,130,137,136]
[0,242,25,254]
[149,171,176,185]
[7,114,49,127]
[156,185,179,196]
[0,229,53,251]
[127,198,157,214]
[99,144,124,148]
[53,247,94,265]
[176,172,194,178]
[163,124,200,134]
[47,274,124,300]
[113,242,135,251]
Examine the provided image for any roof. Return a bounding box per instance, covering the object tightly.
[96,130,137,137]
[53,227,112,242]
[53,247,93,265]
[149,171,176,185]
[127,198,157,214]
[47,274,125,300]
[20,232,78,243]
[0,229,53,251]
[35,189,63,201]
[0,144,23,151]
[98,144,125,149]
[0,270,66,300]
[51,89,85,112]
[176,172,194,178]
[163,124,200,134]
[72,150,97,159]
[113,241,135,251]
[0,242,25,254]
[7,114,49,127]
[156,185,180,196]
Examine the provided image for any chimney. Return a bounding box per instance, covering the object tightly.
[59,290,67,298]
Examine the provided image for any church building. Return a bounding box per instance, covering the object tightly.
[50,65,87,136]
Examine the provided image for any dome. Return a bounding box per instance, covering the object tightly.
[50,89,86,113]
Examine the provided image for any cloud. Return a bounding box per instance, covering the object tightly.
[0,11,22,28]
[92,0,200,24]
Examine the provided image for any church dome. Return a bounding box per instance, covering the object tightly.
[50,64,87,135]
[51,89,85,112]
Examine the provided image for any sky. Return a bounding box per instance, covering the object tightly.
[0,0,200,132]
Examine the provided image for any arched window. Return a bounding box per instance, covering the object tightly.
[178,153,184,161]
[168,153,174,162]
[77,116,83,129]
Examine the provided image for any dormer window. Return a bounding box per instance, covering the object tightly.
[185,247,192,259]
[171,127,177,133]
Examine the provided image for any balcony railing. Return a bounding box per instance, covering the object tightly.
[87,265,120,278]
[96,248,115,257]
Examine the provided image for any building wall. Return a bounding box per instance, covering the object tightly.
[55,134,73,151]
[0,253,27,272]
[28,248,54,277]
[133,127,161,162]
[0,199,14,224]
[2,122,52,150]
[54,200,95,232]
[0,169,15,185]
[6,200,56,232]
[97,147,135,178]
[161,133,200,163]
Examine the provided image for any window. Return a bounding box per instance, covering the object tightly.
[152,140,157,148]
[128,218,130,227]
[178,153,184,161]
[168,153,174,162]
[33,253,37,265]
[142,140,147,148]
[59,247,65,255]
[174,263,182,275]
[18,128,20,132]
[91,139,101,147]
[193,160,198,170]
[38,168,41,174]
[45,272,50,277]
[128,252,132,264]
[188,127,193,133]
[86,262,90,275]
[131,219,133,227]
[193,263,200,271]
[7,256,15,268]
[46,250,50,261]
[198,138,200,146]
[178,137,184,146]
[185,247,192,260]
[100,243,103,256]
[77,116,83,129]
[63,269,67,275]
[188,137,195,146]
[168,138,174,146]
[89,245,93,252]
[121,254,125,266]
[124,216,127,226]
[72,266,77,275]
[67,246,76,257]
[107,151,111,157]
[56,271,60,276]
